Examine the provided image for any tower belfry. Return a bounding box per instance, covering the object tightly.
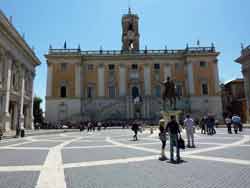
[122,8,140,51]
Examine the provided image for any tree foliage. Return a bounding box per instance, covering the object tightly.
[33,96,43,124]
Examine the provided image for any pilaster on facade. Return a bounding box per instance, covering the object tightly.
[143,64,151,96]
[119,64,126,96]
[213,60,220,94]
[19,66,25,129]
[2,54,12,131]
[29,74,35,129]
[187,62,195,96]
[46,62,53,97]
[97,64,105,97]
[75,62,81,98]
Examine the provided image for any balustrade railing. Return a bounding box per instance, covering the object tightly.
[48,46,216,56]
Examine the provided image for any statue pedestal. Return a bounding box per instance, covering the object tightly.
[160,110,182,123]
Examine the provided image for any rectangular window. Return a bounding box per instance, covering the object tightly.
[87,87,93,98]
[61,63,67,72]
[154,64,160,70]
[131,64,138,70]
[109,64,115,70]
[200,61,208,68]
[87,64,94,71]
[108,86,116,97]
[202,83,208,95]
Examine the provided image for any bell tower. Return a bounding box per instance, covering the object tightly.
[122,8,140,51]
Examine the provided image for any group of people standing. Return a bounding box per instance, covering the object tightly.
[199,116,217,135]
[158,115,196,164]
[225,115,243,134]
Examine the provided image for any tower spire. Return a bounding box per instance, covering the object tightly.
[128,0,131,14]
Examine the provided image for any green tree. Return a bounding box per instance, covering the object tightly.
[33,96,43,124]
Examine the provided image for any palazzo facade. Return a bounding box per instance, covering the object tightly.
[45,9,222,123]
[236,44,250,122]
[0,10,40,132]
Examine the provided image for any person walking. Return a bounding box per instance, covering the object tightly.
[0,127,3,140]
[166,115,181,163]
[131,121,139,141]
[158,118,167,161]
[184,115,195,148]
[225,116,232,134]
[232,115,241,134]
[207,116,215,135]
[200,117,206,134]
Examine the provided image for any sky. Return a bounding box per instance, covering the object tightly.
[1,0,249,110]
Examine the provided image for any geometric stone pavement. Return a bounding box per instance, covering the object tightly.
[0,128,250,188]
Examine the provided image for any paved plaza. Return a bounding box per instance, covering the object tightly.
[0,128,249,188]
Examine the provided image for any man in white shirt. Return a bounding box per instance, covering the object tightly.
[184,115,195,148]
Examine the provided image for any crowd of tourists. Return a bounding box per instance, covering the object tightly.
[157,113,244,164]
[78,120,147,132]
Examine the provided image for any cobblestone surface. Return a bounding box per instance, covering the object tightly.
[0,149,48,166]
[62,147,153,163]
[65,159,250,188]
[0,128,249,188]
[0,172,39,188]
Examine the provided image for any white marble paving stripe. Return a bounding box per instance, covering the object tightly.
[196,142,224,146]
[64,145,120,150]
[106,137,160,154]
[183,135,250,155]
[198,137,241,140]
[64,155,159,169]
[0,165,42,172]
[186,155,250,165]
[3,141,34,147]
[64,142,161,150]
[239,144,250,147]
[0,147,49,150]
[35,136,83,188]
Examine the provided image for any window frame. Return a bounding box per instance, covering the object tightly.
[87,87,93,98]
[154,63,160,70]
[108,64,115,71]
[108,86,116,98]
[201,82,209,95]
[131,64,138,70]
[60,86,67,98]
[200,61,208,68]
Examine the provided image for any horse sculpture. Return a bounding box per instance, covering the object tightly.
[161,77,178,110]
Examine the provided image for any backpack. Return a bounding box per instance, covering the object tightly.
[178,135,185,149]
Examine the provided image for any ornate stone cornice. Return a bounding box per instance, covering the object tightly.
[0,10,41,66]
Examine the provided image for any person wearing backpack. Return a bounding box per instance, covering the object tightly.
[166,115,181,163]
